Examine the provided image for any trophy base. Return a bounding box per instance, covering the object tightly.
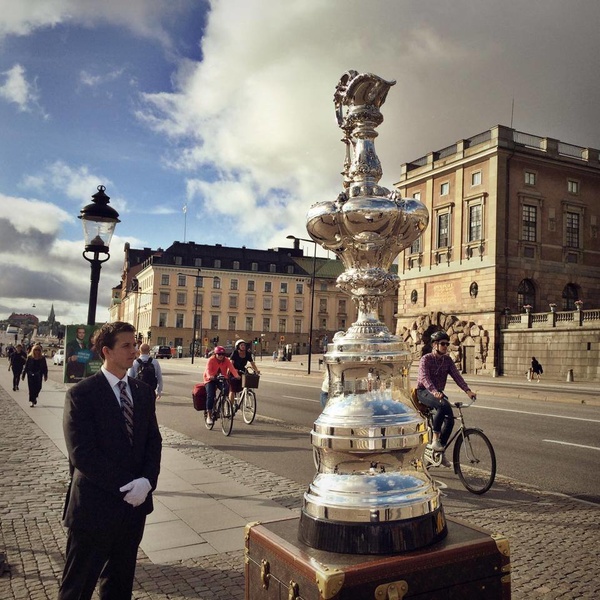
[298,506,447,554]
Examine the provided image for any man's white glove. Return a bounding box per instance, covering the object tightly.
[119,477,152,507]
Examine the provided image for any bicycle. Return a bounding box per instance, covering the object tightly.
[411,390,497,495]
[204,375,234,436]
[231,368,258,425]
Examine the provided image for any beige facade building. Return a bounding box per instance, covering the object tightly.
[393,125,600,376]
[109,239,398,357]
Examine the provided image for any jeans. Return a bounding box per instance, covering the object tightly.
[205,378,229,413]
[416,388,454,445]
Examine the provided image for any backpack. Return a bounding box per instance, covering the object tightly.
[136,357,157,389]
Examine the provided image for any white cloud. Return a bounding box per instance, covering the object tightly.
[0,63,43,113]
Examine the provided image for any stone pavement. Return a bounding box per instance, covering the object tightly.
[0,360,598,599]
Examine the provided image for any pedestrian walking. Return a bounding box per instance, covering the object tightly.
[531,357,543,382]
[8,343,27,391]
[21,344,48,407]
[127,342,163,400]
[59,321,162,600]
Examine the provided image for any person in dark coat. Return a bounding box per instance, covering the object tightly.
[21,344,48,406]
[531,357,543,382]
[8,343,27,391]
[58,321,162,600]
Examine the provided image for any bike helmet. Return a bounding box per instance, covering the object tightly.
[430,330,450,343]
[214,345,226,355]
[234,339,247,349]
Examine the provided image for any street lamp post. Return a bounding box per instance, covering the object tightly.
[287,235,317,375]
[79,186,120,326]
[178,269,202,364]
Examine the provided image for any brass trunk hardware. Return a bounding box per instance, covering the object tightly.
[260,559,270,589]
[288,580,299,600]
[374,580,409,600]
[315,566,345,599]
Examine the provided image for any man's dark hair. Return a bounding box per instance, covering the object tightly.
[94,322,135,360]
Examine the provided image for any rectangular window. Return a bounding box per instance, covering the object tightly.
[230,279,238,290]
[278,318,286,333]
[210,315,219,329]
[471,171,482,186]
[468,205,482,242]
[295,282,304,294]
[568,180,579,194]
[280,282,288,294]
[161,274,170,286]
[159,312,167,327]
[247,280,255,292]
[193,313,202,329]
[263,297,272,310]
[566,212,580,248]
[295,298,303,312]
[176,292,186,305]
[195,276,203,288]
[194,258,202,267]
[263,318,270,332]
[211,294,221,308]
[410,236,422,254]
[214,259,221,268]
[195,293,203,307]
[437,213,449,248]
[287,265,294,274]
[264,281,272,293]
[525,171,536,185]
[159,292,170,304]
[246,296,255,309]
[229,295,238,309]
[338,299,347,314]
[245,316,254,330]
[177,275,186,287]
[294,319,302,334]
[251,262,258,271]
[440,182,449,196]
[279,298,288,311]
[319,298,327,312]
[320,317,327,329]
[233,260,240,270]
[174,256,182,265]
[522,205,537,242]
[176,313,184,328]
[213,277,221,289]
[269,263,276,272]
[228,316,236,330]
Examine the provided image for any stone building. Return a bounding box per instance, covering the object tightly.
[109,239,398,358]
[393,125,600,377]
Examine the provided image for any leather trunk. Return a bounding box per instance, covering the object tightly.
[245,516,510,599]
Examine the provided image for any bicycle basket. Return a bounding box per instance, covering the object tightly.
[242,373,260,388]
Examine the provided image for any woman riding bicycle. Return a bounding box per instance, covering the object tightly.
[228,339,260,405]
[203,346,240,426]
[416,330,476,465]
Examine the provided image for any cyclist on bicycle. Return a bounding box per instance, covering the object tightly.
[416,330,476,465]
[203,346,240,426]
[228,339,260,405]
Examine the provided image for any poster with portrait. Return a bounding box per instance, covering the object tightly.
[63,325,102,383]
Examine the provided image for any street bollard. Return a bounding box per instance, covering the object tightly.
[566,369,574,382]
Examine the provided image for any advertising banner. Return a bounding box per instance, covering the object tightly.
[63,325,102,384]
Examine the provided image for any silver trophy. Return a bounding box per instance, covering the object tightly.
[298,71,446,554]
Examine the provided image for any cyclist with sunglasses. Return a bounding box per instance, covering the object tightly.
[416,330,476,464]
[203,346,240,426]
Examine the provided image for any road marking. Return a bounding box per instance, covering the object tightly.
[543,439,600,451]
[475,405,600,423]
[283,395,321,404]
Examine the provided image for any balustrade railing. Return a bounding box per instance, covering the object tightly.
[504,307,600,329]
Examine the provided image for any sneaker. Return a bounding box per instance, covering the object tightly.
[206,415,213,426]
[440,454,452,468]
[431,440,445,452]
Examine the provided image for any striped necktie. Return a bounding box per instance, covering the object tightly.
[118,381,134,444]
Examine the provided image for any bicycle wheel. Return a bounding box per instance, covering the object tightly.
[220,397,234,436]
[453,428,496,494]
[242,389,257,424]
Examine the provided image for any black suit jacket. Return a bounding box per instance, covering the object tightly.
[62,370,162,531]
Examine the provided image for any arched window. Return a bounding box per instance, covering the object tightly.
[517,279,535,311]
[213,276,221,290]
[562,284,579,311]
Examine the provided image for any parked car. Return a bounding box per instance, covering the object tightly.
[53,349,65,366]
[152,345,172,359]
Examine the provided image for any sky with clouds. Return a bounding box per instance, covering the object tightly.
[1,0,599,326]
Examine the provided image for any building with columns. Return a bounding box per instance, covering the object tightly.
[393,125,600,377]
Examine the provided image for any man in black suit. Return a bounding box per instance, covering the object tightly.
[59,321,162,600]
